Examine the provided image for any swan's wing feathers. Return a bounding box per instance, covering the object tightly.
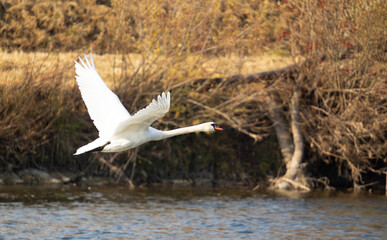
[112,91,170,136]
[131,91,170,126]
[75,54,131,138]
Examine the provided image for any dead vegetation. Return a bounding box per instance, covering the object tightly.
[0,0,386,191]
[264,0,387,191]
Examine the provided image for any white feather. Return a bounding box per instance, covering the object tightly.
[112,91,171,137]
[74,54,130,138]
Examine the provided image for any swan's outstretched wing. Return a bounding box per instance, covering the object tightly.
[75,54,131,138]
[112,92,170,136]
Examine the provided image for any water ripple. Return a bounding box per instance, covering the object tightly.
[0,186,386,239]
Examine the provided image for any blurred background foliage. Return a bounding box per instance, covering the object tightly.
[0,0,280,54]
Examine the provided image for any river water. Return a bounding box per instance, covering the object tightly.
[0,185,386,239]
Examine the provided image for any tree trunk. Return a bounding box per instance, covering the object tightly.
[284,86,304,180]
[265,93,294,168]
[268,74,309,191]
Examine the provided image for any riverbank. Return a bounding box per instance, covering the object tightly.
[2,167,386,196]
[0,167,249,189]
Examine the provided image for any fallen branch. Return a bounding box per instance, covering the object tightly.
[271,177,311,191]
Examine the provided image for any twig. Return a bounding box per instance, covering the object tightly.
[187,98,263,141]
[186,98,238,126]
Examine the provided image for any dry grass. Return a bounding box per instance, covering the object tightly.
[0,51,294,85]
[0,0,281,54]
[1,52,75,85]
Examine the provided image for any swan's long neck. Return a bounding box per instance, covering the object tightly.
[153,123,210,140]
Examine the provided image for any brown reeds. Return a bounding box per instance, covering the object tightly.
[0,53,84,170]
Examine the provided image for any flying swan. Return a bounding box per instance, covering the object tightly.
[74,54,223,155]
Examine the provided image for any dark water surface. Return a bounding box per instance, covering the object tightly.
[0,185,386,239]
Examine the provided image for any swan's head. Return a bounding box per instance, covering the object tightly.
[203,122,223,132]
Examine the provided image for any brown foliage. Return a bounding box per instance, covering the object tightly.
[0,0,279,54]
[269,0,387,189]
[0,54,86,169]
[0,0,385,190]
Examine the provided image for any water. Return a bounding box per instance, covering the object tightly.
[0,185,386,239]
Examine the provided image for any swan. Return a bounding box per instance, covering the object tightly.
[74,54,223,155]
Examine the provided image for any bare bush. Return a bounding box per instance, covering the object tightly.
[264,0,387,190]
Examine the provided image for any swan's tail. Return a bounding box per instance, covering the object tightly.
[74,138,110,155]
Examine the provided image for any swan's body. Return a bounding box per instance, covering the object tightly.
[74,54,222,155]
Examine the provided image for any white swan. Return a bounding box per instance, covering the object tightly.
[74,54,223,155]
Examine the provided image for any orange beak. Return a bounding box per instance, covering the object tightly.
[214,126,223,131]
